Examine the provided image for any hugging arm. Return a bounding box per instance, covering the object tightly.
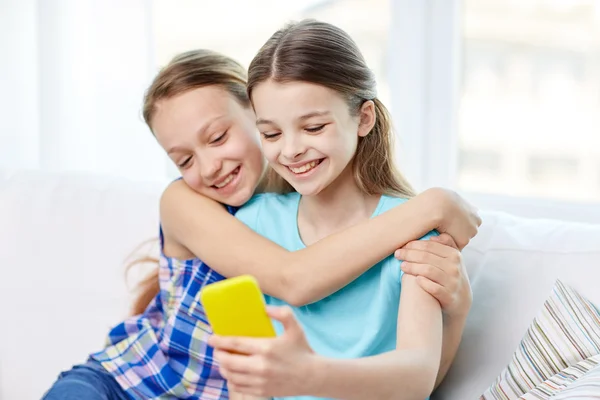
[160,180,479,306]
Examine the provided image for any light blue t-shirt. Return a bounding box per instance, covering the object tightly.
[235,192,436,400]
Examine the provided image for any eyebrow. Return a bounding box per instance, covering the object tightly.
[256,111,331,126]
[167,115,226,154]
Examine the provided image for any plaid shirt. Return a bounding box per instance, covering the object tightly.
[91,206,237,399]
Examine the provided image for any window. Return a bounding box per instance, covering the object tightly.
[151,0,600,221]
[8,1,599,221]
[527,156,579,184]
[458,149,503,192]
[152,0,391,178]
[458,0,600,203]
[151,0,391,105]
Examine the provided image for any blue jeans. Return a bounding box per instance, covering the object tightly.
[43,359,130,400]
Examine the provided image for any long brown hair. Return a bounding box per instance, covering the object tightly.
[247,19,415,198]
[128,50,251,315]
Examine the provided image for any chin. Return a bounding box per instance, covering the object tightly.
[227,188,254,207]
[293,183,325,197]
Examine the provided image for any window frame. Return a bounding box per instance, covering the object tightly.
[388,0,600,223]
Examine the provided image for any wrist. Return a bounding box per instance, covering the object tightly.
[417,188,446,229]
[443,306,470,326]
[303,354,330,396]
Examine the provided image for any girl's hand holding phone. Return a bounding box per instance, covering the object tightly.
[209,306,317,398]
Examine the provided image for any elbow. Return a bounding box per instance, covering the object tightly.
[285,295,307,308]
[276,270,314,307]
[389,352,439,400]
[409,363,438,400]
[394,372,437,400]
[281,286,311,307]
[408,367,437,400]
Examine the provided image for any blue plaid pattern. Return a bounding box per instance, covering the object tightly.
[91,206,237,399]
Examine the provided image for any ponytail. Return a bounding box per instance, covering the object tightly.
[353,98,415,198]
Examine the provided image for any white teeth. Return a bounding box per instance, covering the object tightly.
[289,160,319,174]
[214,171,236,188]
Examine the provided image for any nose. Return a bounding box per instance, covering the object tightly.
[199,153,222,181]
[281,133,306,161]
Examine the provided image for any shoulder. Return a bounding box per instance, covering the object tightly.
[160,179,226,219]
[159,179,235,255]
[374,195,410,215]
[160,179,199,210]
[159,179,238,242]
[376,195,438,239]
[377,195,440,283]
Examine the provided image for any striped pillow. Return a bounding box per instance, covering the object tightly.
[551,358,600,399]
[519,355,600,399]
[480,279,600,400]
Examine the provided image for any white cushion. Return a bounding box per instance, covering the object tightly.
[434,211,600,399]
[0,170,165,400]
[481,279,600,399]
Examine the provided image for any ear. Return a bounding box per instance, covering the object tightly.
[357,100,376,138]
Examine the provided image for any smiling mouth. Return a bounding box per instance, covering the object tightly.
[213,167,240,189]
[287,159,324,175]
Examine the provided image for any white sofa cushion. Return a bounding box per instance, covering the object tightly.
[481,280,600,399]
[0,170,166,400]
[434,211,600,399]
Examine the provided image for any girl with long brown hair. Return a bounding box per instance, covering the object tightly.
[210,20,475,400]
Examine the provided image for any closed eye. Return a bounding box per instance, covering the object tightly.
[305,124,325,133]
[178,156,192,168]
[210,131,228,144]
[262,132,281,140]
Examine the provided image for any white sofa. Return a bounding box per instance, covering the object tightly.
[1,169,599,400]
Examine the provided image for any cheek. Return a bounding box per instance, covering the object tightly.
[241,139,265,172]
[227,130,259,159]
[214,139,245,166]
[182,169,203,193]
[336,129,359,160]
[259,140,280,164]
[226,133,265,176]
[317,130,356,163]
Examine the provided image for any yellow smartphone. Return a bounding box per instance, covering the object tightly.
[200,275,276,337]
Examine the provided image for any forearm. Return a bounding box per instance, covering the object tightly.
[306,350,437,400]
[280,195,443,305]
[434,315,468,388]
[163,181,449,306]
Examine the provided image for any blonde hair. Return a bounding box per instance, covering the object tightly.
[247,19,415,198]
[129,50,252,316]
[143,49,250,128]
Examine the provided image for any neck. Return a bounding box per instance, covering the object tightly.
[298,165,380,246]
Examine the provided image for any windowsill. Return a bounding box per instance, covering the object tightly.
[462,191,600,225]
